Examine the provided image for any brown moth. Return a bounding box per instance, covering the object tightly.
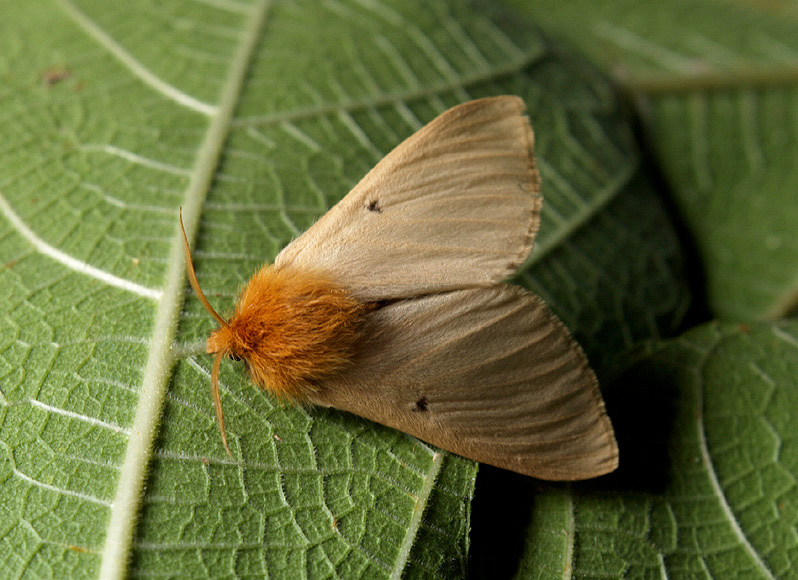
[182,96,618,480]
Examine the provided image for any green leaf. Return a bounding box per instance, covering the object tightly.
[0,1,686,579]
[504,0,798,321]
[509,321,798,579]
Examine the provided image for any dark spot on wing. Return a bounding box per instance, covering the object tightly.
[413,397,429,412]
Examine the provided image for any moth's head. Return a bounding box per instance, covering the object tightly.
[203,286,268,365]
[206,324,240,359]
[204,314,258,369]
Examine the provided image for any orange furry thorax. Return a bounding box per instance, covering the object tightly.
[206,265,366,401]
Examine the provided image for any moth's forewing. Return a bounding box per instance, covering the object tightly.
[275,96,541,300]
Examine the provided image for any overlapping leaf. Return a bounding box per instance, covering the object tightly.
[506,0,798,321]
[513,322,798,580]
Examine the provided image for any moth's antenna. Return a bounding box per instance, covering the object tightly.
[180,209,232,457]
[179,207,228,328]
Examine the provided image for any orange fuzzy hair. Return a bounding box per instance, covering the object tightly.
[206,265,366,401]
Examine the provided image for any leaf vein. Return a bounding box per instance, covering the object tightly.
[0,191,162,300]
[57,0,217,115]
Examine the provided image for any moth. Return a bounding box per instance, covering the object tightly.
[182,96,618,480]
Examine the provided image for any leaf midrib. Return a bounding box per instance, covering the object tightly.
[96,1,273,578]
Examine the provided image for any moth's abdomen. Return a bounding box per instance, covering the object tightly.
[206,264,366,401]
